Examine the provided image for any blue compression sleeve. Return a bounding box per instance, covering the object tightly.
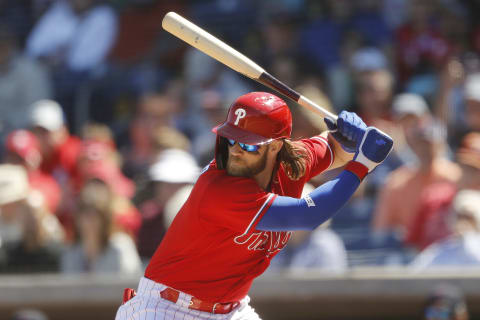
[257,170,361,231]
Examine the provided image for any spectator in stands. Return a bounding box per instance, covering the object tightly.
[394,0,451,88]
[25,0,118,130]
[136,148,199,265]
[422,283,469,320]
[26,0,117,72]
[372,104,461,249]
[76,132,140,241]
[406,132,480,252]
[61,178,141,274]
[458,73,480,140]
[354,68,394,127]
[435,58,480,150]
[409,190,480,271]
[0,164,64,273]
[4,130,61,215]
[77,126,134,198]
[0,24,52,150]
[30,100,82,184]
[126,125,192,207]
[390,93,433,165]
[29,100,82,238]
[190,89,241,166]
[127,93,179,175]
[353,68,403,195]
[106,1,186,97]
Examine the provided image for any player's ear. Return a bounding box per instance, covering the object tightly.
[269,140,283,154]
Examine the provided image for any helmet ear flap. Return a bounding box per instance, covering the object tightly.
[215,136,229,170]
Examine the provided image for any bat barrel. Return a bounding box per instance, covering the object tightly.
[162,12,265,80]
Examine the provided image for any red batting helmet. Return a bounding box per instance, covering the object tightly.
[212,92,292,145]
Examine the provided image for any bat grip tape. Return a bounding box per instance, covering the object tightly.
[259,72,301,102]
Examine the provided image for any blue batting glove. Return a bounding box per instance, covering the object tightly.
[324,111,367,153]
[354,127,394,172]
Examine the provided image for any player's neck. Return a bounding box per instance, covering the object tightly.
[253,158,276,191]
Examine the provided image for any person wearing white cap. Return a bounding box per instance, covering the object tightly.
[391,93,432,165]
[0,164,64,273]
[136,149,200,265]
[148,149,200,184]
[392,93,429,119]
[29,99,82,181]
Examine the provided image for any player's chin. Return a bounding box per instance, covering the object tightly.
[226,164,247,177]
[226,161,249,177]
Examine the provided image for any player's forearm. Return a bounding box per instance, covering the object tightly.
[257,168,361,231]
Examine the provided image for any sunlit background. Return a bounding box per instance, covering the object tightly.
[1,0,480,319]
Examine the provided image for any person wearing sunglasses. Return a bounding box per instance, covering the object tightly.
[116,91,393,320]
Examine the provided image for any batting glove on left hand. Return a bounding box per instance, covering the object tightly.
[324,111,367,153]
[354,127,394,172]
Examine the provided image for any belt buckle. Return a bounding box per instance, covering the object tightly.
[212,302,219,313]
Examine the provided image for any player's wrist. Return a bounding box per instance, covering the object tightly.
[353,126,394,173]
[344,160,369,181]
[353,150,380,172]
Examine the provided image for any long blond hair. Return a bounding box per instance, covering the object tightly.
[277,139,307,180]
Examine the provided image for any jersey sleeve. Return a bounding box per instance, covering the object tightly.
[199,175,277,233]
[300,135,334,180]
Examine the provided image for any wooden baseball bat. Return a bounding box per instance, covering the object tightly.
[162,12,338,122]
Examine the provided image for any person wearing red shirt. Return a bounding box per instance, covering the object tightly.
[4,129,61,214]
[29,99,82,184]
[116,92,393,319]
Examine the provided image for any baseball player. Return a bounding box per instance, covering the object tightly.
[115,92,393,320]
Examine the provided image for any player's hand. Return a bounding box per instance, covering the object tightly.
[324,111,367,153]
[354,127,393,172]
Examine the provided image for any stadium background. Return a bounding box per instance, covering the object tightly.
[1,0,480,319]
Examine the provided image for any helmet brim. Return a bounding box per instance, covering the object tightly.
[212,123,272,145]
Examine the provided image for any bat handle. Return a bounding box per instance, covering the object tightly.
[297,95,338,124]
[258,72,338,130]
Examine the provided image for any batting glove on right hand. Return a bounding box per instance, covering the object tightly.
[354,127,393,172]
[324,111,367,153]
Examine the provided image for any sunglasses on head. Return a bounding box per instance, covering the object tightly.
[226,139,261,152]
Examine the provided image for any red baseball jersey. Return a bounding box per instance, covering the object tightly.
[145,136,333,303]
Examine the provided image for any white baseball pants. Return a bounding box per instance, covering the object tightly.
[115,277,262,320]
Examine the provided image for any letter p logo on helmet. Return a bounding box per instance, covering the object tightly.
[234,108,246,125]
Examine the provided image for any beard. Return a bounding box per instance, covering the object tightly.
[226,147,269,178]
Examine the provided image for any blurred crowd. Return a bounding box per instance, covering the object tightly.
[1,0,480,277]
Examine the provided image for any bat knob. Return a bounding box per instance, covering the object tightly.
[324,117,338,131]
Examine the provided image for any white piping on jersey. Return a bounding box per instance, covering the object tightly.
[234,193,275,244]
[200,160,213,175]
[311,136,334,169]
